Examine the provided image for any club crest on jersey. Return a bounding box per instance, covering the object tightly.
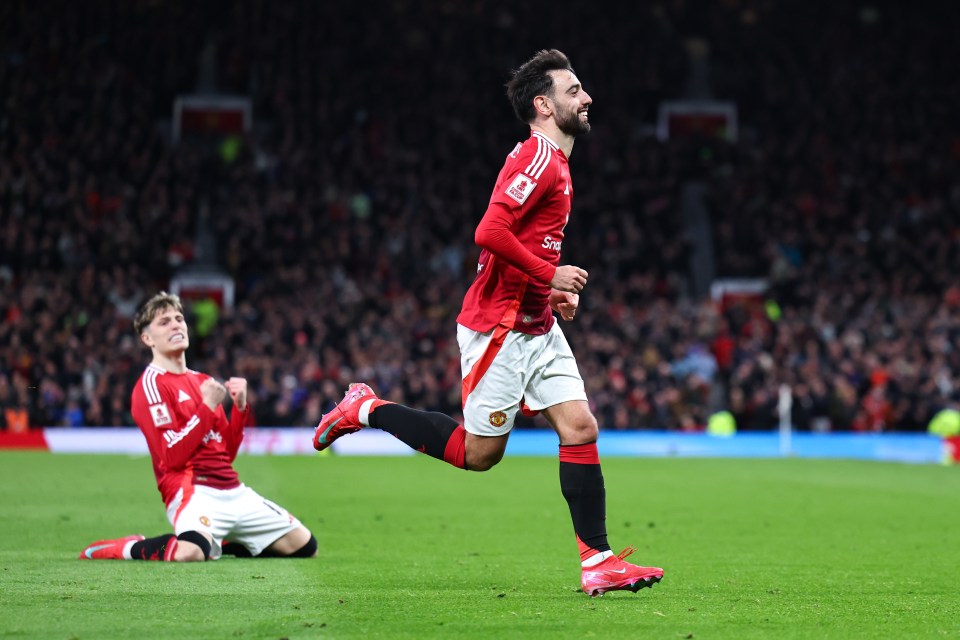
[505,173,537,204]
[150,403,172,427]
[489,411,507,428]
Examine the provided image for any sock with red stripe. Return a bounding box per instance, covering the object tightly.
[559,442,611,561]
[368,404,466,469]
[129,534,177,561]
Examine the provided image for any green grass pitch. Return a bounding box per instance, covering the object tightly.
[1,450,958,639]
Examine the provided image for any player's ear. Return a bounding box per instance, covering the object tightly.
[534,94,552,118]
[140,331,154,348]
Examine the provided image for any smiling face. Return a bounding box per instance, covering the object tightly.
[547,69,592,136]
[141,305,190,355]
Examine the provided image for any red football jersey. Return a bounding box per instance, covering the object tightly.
[131,364,247,506]
[457,131,573,335]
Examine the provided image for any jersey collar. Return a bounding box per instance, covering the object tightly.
[531,130,560,150]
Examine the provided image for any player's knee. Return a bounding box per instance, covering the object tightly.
[466,450,504,472]
[571,415,599,443]
[174,531,211,562]
[173,545,206,562]
[290,534,318,558]
[579,417,599,442]
[469,459,499,472]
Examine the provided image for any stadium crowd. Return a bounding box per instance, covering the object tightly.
[1,0,958,433]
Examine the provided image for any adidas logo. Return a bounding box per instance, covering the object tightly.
[178,389,192,403]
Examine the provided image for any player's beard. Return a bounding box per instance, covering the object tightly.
[557,107,591,136]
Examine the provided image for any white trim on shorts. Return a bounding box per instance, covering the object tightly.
[457,322,587,436]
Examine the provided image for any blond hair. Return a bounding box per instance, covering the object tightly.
[133,291,184,335]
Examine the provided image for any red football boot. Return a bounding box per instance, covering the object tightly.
[313,383,382,451]
[581,547,664,596]
[79,535,145,560]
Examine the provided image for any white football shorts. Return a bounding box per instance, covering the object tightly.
[457,321,587,436]
[166,483,302,559]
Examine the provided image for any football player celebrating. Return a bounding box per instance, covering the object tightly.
[80,292,316,562]
[313,50,663,596]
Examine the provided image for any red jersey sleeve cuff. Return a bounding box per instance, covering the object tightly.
[531,260,555,285]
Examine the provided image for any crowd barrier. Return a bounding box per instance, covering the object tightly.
[0,428,950,464]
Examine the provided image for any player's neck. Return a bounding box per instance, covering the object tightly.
[152,350,188,374]
[530,123,574,158]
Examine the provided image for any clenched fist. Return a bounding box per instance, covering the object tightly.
[200,378,227,410]
[550,265,588,294]
[225,377,248,411]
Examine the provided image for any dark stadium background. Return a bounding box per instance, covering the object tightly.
[2,0,959,438]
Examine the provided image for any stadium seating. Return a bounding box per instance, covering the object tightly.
[1,0,958,432]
